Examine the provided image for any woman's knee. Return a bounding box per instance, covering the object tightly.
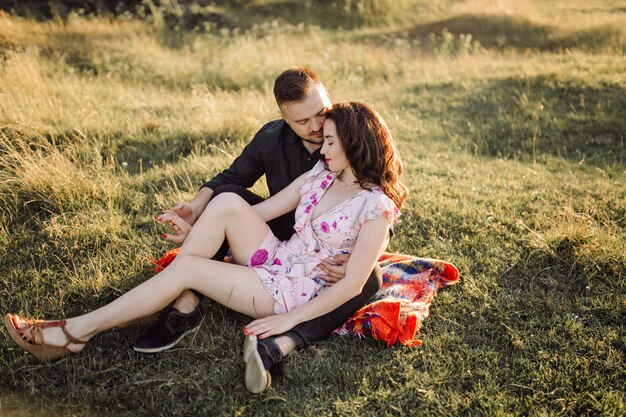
[169,254,209,282]
[212,185,265,206]
[210,192,249,213]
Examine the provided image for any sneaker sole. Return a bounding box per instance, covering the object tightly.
[243,335,271,393]
[133,324,200,354]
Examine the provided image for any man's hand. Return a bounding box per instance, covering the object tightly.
[244,313,299,339]
[156,188,213,229]
[317,253,350,285]
[157,210,192,243]
[159,201,196,226]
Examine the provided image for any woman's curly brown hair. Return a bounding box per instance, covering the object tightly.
[324,102,408,209]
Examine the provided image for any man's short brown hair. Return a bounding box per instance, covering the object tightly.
[273,67,321,107]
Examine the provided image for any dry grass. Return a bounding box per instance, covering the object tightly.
[0,0,624,415]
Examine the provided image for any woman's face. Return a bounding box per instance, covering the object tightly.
[321,119,351,173]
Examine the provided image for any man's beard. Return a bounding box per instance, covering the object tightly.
[302,131,323,146]
[301,137,324,145]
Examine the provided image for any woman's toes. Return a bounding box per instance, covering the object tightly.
[9,315,22,329]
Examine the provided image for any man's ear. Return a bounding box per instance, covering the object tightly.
[278,109,286,121]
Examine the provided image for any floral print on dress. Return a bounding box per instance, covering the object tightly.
[249,249,268,266]
[247,160,401,315]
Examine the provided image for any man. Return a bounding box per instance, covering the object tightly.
[134,67,383,392]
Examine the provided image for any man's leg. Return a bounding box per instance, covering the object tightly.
[134,185,274,353]
[284,265,382,348]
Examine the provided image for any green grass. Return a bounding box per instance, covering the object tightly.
[0,0,625,415]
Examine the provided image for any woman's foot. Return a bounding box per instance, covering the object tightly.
[4,313,88,363]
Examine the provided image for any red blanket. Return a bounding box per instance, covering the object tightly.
[150,249,459,347]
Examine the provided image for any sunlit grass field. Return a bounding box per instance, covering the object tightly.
[0,0,624,415]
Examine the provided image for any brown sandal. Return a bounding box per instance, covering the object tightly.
[4,313,87,363]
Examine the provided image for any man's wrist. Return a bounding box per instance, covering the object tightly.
[189,187,214,224]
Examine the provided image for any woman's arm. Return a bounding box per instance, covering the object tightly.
[158,172,308,243]
[253,171,308,222]
[244,215,391,338]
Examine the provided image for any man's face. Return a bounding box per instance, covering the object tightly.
[279,84,332,146]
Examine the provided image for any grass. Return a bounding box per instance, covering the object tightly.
[0,0,625,415]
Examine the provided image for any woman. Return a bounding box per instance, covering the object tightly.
[5,101,408,393]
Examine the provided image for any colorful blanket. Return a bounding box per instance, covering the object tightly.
[150,249,459,347]
[333,253,459,347]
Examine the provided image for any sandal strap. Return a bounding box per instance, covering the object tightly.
[58,320,87,347]
[20,318,87,348]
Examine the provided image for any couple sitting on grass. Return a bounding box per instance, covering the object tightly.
[5,67,407,393]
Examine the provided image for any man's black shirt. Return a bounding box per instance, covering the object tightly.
[202,119,322,196]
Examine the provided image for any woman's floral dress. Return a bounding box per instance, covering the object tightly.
[247,160,400,314]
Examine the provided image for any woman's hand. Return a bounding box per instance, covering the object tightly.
[156,210,192,243]
[244,313,299,339]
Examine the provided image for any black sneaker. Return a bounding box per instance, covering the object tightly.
[133,306,203,353]
[243,335,283,393]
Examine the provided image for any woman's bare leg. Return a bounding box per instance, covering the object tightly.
[176,193,272,264]
[172,192,272,313]
[16,193,276,351]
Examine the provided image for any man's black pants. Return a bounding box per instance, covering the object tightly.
[211,184,382,349]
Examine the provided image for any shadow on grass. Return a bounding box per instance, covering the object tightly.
[1,213,622,415]
[403,74,626,167]
[0,301,424,416]
[223,0,409,29]
[101,129,233,174]
[1,124,235,175]
[491,223,623,357]
[1,25,262,91]
[404,13,624,52]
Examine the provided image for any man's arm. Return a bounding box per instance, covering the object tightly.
[316,233,390,284]
[159,169,306,244]
[160,124,274,226]
[163,187,213,227]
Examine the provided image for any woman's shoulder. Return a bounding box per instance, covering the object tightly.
[359,186,401,223]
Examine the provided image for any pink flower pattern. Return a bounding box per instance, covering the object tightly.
[246,160,400,315]
[250,249,268,266]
